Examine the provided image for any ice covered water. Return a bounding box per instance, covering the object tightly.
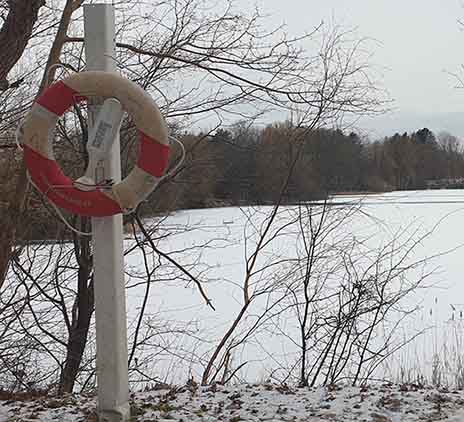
[123,190,464,385]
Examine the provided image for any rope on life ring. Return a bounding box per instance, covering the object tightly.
[20,71,170,217]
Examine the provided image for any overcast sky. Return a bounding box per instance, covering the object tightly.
[247,0,464,137]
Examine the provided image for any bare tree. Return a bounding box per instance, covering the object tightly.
[266,203,437,387]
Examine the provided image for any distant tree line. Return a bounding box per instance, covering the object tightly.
[148,124,464,212]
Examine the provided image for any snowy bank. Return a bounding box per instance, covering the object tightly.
[2,383,464,421]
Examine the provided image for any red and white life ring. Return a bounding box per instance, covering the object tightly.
[21,71,169,217]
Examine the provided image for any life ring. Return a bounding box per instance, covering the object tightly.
[21,71,169,217]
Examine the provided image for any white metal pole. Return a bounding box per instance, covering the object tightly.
[84,4,130,421]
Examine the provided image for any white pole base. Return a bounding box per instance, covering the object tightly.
[98,406,131,422]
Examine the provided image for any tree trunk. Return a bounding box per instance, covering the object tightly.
[58,227,94,394]
[0,164,28,288]
[0,0,44,87]
[201,302,249,386]
[58,288,93,393]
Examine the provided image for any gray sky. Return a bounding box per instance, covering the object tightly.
[249,0,464,137]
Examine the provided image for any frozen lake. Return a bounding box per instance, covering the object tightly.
[5,189,464,390]
[123,190,464,386]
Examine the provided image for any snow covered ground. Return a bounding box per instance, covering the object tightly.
[3,383,464,421]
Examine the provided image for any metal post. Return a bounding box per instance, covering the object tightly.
[84,4,130,421]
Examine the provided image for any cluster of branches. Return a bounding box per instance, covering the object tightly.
[198,201,435,387]
[0,0,382,280]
